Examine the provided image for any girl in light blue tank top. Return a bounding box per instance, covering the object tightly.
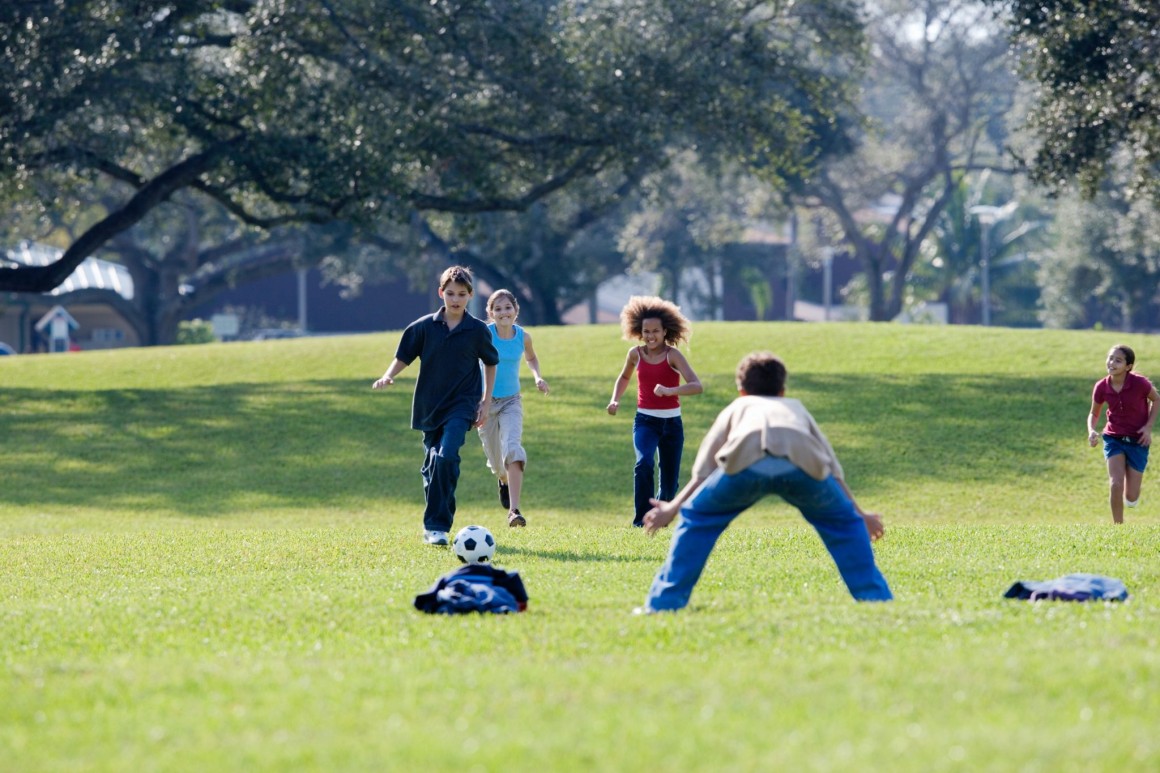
[477,289,550,527]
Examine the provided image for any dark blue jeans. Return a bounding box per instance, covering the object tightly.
[633,413,685,526]
[645,456,893,611]
[420,414,472,532]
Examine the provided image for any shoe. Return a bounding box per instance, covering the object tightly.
[423,530,449,545]
[507,509,526,528]
[1125,499,1139,508]
[498,480,510,509]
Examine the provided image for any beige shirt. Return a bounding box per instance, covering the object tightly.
[691,395,844,482]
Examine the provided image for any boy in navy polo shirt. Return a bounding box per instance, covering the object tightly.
[374,266,500,545]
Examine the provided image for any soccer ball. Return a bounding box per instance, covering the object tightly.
[453,525,496,564]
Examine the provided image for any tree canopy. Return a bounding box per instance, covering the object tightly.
[1004,0,1160,199]
[2,0,865,298]
[794,0,1018,321]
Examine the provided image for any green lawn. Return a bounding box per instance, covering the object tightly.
[2,322,1158,771]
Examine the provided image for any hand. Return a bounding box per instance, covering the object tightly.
[861,512,885,542]
[372,375,394,389]
[474,402,488,429]
[607,401,619,416]
[536,377,550,395]
[653,384,671,397]
[1140,427,1153,447]
[1088,430,1100,448]
[643,498,679,535]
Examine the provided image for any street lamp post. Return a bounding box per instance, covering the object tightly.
[968,202,1018,327]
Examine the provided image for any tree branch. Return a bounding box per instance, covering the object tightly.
[0,138,244,293]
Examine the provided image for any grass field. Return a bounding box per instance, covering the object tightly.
[2,322,1158,771]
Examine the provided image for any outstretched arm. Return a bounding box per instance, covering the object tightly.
[373,358,408,389]
[607,349,637,415]
[835,477,884,542]
[643,475,706,535]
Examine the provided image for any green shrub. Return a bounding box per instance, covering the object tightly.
[176,318,216,345]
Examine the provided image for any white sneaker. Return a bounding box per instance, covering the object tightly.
[423,530,449,545]
[1125,499,1139,508]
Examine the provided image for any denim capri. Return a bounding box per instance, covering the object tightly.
[1103,433,1150,473]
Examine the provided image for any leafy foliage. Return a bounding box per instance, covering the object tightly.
[1004,0,1160,199]
[1,0,866,298]
[1038,167,1160,330]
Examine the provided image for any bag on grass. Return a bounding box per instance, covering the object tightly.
[1004,573,1129,602]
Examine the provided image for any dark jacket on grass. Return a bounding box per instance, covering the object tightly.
[414,564,529,614]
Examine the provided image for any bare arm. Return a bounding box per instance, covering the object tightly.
[1140,387,1160,446]
[1087,398,1104,447]
[654,348,703,397]
[607,349,638,415]
[523,331,549,394]
[476,364,496,428]
[834,476,884,542]
[643,475,707,535]
[372,358,409,389]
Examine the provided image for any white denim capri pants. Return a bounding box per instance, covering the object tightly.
[478,393,528,475]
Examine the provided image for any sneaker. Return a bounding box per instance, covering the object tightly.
[1126,499,1139,508]
[423,530,449,545]
[507,509,526,528]
[498,480,510,509]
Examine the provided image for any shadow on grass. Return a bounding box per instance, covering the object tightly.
[0,373,1094,516]
[499,544,657,563]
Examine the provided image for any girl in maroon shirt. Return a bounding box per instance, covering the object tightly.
[1087,344,1160,523]
[607,296,703,526]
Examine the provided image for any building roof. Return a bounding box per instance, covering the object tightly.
[4,241,135,300]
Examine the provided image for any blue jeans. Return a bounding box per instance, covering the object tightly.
[633,413,685,525]
[646,455,893,611]
[420,415,472,532]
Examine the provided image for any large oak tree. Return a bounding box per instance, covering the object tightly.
[2,0,865,312]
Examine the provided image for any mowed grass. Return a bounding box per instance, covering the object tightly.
[2,322,1159,771]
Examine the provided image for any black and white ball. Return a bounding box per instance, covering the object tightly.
[453,525,495,564]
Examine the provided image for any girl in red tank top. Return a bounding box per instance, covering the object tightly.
[607,296,703,526]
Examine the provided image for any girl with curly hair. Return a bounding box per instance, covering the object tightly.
[607,296,703,527]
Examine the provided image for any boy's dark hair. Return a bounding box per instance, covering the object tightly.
[619,295,691,345]
[439,265,475,292]
[736,352,787,396]
[1110,343,1136,368]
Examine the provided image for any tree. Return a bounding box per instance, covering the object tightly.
[1002,0,1160,200]
[907,172,1046,325]
[791,0,1018,321]
[1,0,866,303]
[1038,163,1160,331]
[619,151,784,319]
